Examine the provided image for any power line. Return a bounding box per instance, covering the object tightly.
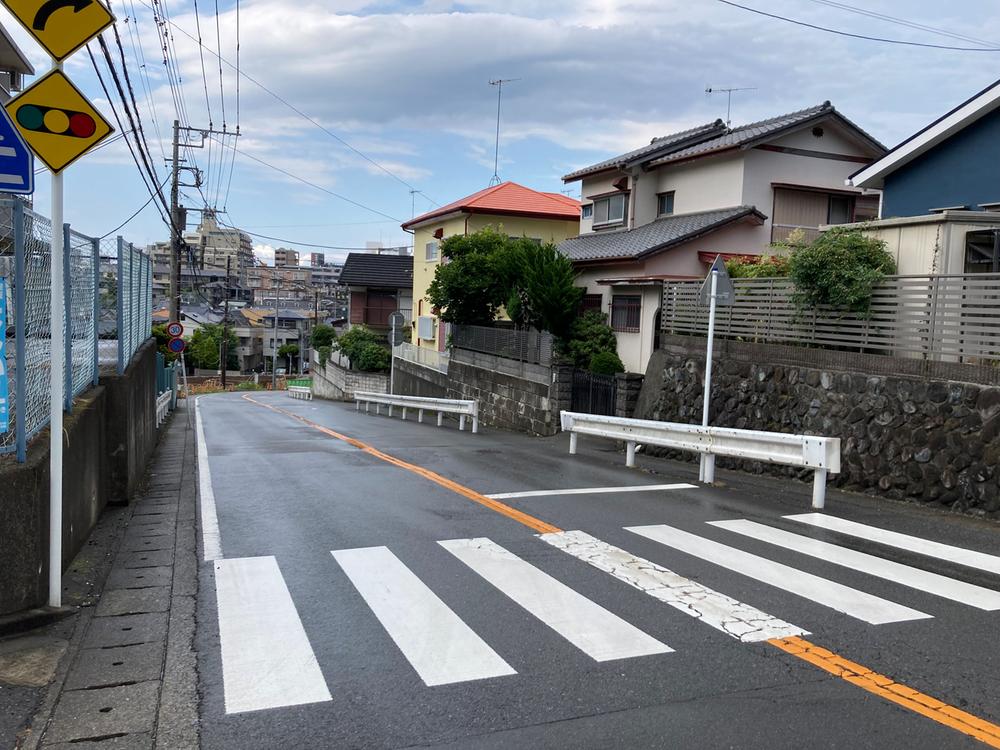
[101,174,172,238]
[122,1,166,160]
[717,0,1000,51]
[133,0,440,206]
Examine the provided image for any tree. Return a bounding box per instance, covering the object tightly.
[278,343,299,373]
[310,323,336,349]
[560,311,619,369]
[426,227,521,325]
[188,323,238,371]
[152,324,178,364]
[589,350,625,375]
[518,242,583,339]
[335,325,384,367]
[355,342,391,372]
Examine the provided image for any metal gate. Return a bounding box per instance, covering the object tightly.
[571,369,617,416]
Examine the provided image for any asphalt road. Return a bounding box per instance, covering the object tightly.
[193,391,1000,749]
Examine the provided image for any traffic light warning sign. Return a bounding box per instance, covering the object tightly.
[5,68,113,174]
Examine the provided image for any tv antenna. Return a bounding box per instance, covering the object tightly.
[489,78,520,186]
[705,86,757,127]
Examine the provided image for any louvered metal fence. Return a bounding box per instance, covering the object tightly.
[662,274,1000,363]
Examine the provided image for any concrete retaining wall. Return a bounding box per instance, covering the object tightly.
[0,338,159,615]
[313,356,388,401]
[638,336,1000,517]
[392,358,450,399]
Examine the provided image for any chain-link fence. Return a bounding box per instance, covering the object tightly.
[0,198,152,461]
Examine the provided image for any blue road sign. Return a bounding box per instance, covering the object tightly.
[0,278,8,433]
[0,107,34,195]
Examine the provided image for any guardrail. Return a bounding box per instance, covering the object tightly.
[355,392,479,432]
[559,411,841,509]
[156,390,172,428]
[288,385,313,401]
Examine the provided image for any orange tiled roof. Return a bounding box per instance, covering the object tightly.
[402,181,580,230]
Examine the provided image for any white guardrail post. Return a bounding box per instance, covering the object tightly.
[355,392,479,434]
[559,411,840,509]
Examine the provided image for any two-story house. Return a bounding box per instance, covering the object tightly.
[339,251,414,330]
[402,182,580,352]
[559,102,886,373]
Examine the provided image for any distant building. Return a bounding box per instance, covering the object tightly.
[309,252,325,267]
[339,252,413,330]
[185,209,253,284]
[246,264,313,306]
[275,248,299,267]
[0,25,32,103]
[365,241,411,256]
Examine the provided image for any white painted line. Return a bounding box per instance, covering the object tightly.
[439,537,672,661]
[626,524,931,625]
[195,397,222,561]
[215,556,331,714]
[539,530,806,642]
[485,483,696,500]
[332,546,516,686]
[712,520,1000,611]
[787,513,1000,577]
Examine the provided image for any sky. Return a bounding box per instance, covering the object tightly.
[1,0,1000,265]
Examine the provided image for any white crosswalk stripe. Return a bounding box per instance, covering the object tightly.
[439,537,673,661]
[332,546,516,686]
[711,520,1000,610]
[539,530,807,642]
[626,524,932,625]
[787,513,1000,576]
[215,556,332,714]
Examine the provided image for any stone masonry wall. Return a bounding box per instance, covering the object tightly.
[637,340,1000,517]
[312,356,388,401]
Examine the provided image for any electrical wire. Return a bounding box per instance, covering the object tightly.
[101,175,172,238]
[122,1,166,160]
[717,0,1000,51]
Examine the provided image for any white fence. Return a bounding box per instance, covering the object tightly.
[560,411,841,508]
[663,273,1000,363]
[155,390,172,428]
[393,341,450,374]
[288,385,312,401]
[355,392,479,432]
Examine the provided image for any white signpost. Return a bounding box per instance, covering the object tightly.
[697,255,734,484]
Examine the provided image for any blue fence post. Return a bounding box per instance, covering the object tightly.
[92,236,99,386]
[116,236,124,375]
[63,223,72,412]
[13,201,26,463]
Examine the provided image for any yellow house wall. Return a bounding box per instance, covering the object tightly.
[410,212,579,350]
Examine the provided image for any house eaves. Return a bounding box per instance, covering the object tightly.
[850,78,1000,190]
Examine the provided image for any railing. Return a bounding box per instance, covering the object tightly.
[451,324,553,366]
[0,199,152,461]
[354,391,479,432]
[662,274,1000,363]
[288,385,312,401]
[560,411,841,509]
[156,390,172,427]
[393,341,450,374]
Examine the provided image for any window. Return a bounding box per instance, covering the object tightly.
[425,241,439,261]
[965,230,1000,273]
[657,192,675,217]
[771,187,857,243]
[828,194,853,225]
[581,204,593,219]
[610,295,641,333]
[580,293,603,313]
[593,193,628,227]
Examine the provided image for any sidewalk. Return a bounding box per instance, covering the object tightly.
[15,403,200,749]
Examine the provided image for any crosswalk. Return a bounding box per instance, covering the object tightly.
[213,514,1000,714]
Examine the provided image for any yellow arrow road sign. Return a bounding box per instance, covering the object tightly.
[1,0,114,62]
[5,68,113,174]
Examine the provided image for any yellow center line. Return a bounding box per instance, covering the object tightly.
[770,636,1000,748]
[241,394,562,534]
[243,394,1000,747]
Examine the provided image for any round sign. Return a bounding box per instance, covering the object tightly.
[166,322,184,337]
[387,311,406,329]
[387,329,404,346]
[167,336,186,354]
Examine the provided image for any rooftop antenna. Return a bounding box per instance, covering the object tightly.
[409,189,422,218]
[489,78,520,186]
[705,86,757,127]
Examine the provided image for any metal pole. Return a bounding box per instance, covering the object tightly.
[49,129,65,608]
[812,469,828,510]
[271,283,279,390]
[63,224,72,412]
[221,256,230,388]
[389,316,396,395]
[14,200,26,463]
[700,269,718,484]
[169,119,181,324]
[92,237,99,387]
[116,237,124,375]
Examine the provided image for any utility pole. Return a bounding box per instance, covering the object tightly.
[221,256,231,388]
[271,282,280,390]
[169,119,181,324]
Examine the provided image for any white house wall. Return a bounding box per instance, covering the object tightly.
[653,155,745,221]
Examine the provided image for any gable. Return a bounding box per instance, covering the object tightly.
[767,118,882,159]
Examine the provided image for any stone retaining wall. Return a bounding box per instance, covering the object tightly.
[312,356,388,401]
[637,338,1000,516]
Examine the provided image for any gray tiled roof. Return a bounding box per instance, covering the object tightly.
[339,252,413,288]
[557,206,765,262]
[562,121,726,181]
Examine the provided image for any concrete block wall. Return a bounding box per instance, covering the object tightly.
[392,358,450,398]
[312,355,388,401]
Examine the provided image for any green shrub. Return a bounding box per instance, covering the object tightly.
[589,350,624,375]
[335,325,383,364]
[355,342,391,372]
[560,311,619,369]
[235,381,264,391]
[725,254,790,278]
[317,345,332,364]
[788,228,896,314]
[310,323,336,349]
